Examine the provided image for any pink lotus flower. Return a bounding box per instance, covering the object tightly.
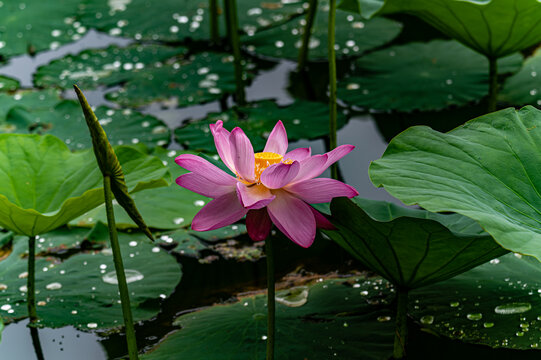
[175,120,358,248]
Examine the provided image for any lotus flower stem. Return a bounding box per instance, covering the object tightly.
[266,237,275,360]
[393,288,409,359]
[104,175,139,360]
[30,327,45,360]
[297,0,318,71]
[328,0,338,180]
[487,56,498,112]
[27,235,37,323]
[225,0,246,105]
[210,0,219,44]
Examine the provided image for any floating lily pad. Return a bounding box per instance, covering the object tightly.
[0,90,62,127]
[142,278,395,359]
[0,76,19,92]
[244,0,401,60]
[370,106,541,261]
[34,44,187,90]
[0,0,87,58]
[156,224,247,257]
[105,52,249,107]
[410,253,541,350]
[337,40,522,111]
[326,197,507,289]
[3,101,171,149]
[175,99,347,152]
[79,0,305,43]
[0,134,169,236]
[366,0,541,58]
[0,231,181,329]
[500,49,541,108]
[73,148,207,230]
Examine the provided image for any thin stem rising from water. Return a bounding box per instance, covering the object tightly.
[328,0,338,180]
[266,237,275,360]
[393,288,409,359]
[487,56,498,113]
[225,0,246,105]
[297,0,318,71]
[104,175,139,360]
[27,235,37,324]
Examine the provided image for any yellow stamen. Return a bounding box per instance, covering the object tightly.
[254,152,283,181]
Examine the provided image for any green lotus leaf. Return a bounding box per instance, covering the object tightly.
[72,148,207,230]
[0,0,86,58]
[34,44,187,90]
[79,0,305,43]
[338,0,386,18]
[344,0,541,58]
[0,76,19,92]
[243,0,401,60]
[500,49,541,108]
[0,230,181,329]
[410,253,541,350]
[157,224,247,258]
[0,134,169,236]
[142,278,394,359]
[370,106,541,261]
[175,99,347,152]
[337,40,522,111]
[326,197,507,289]
[2,101,170,149]
[105,52,250,107]
[0,90,62,128]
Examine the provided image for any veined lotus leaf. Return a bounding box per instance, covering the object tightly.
[105,52,251,107]
[338,0,386,18]
[370,106,541,261]
[372,0,541,58]
[142,278,394,359]
[0,0,86,58]
[337,40,522,112]
[3,101,170,149]
[0,231,181,329]
[326,197,507,289]
[0,90,62,131]
[175,99,347,152]
[243,0,401,60]
[411,253,541,350]
[0,134,169,236]
[78,0,306,43]
[500,49,541,108]
[72,148,207,230]
[34,44,187,90]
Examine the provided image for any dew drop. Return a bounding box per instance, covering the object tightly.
[377,316,391,322]
[102,269,144,284]
[483,322,494,328]
[46,282,62,290]
[494,303,532,315]
[466,313,482,321]
[420,315,434,325]
[87,323,98,329]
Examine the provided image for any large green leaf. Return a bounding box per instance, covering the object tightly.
[2,101,170,149]
[0,90,62,129]
[175,99,347,152]
[0,229,181,329]
[0,134,169,236]
[337,40,522,111]
[500,49,541,108]
[410,253,541,350]
[372,0,541,58]
[142,278,394,359]
[0,0,86,58]
[105,52,249,107]
[326,197,507,289]
[34,44,187,90]
[73,148,207,230]
[243,0,401,60]
[79,0,306,43]
[369,106,541,261]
